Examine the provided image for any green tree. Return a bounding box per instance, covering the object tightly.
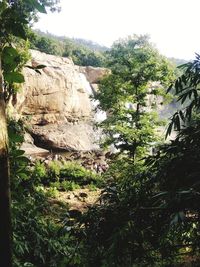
[33,35,63,55]
[74,53,200,267]
[0,1,60,265]
[30,30,108,66]
[96,35,174,160]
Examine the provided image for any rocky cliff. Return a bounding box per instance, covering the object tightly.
[14,50,109,152]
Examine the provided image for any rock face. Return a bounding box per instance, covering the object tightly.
[14,50,108,152]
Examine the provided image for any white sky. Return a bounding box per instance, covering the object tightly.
[34,0,200,60]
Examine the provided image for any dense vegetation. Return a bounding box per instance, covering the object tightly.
[29,30,108,67]
[9,119,103,266]
[1,1,200,266]
[29,31,186,69]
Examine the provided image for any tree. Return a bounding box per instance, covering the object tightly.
[96,35,174,160]
[0,1,60,265]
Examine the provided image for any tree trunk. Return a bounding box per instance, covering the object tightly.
[0,58,12,266]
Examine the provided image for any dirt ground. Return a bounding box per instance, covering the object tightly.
[57,188,101,211]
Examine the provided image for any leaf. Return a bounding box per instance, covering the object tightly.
[12,149,25,157]
[152,191,168,198]
[35,69,41,74]
[185,104,193,121]
[4,72,25,84]
[177,63,190,69]
[175,115,180,131]
[167,83,173,93]
[2,46,20,71]
[16,156,30,164]
[165,121,173,139]
[177,92,187,104]
[182,75,187,85]
[35,64,46,69]
[17,172,29,180]
[180,92,189,104]
[179,110,185,122]
[2,46,18,60]
[8,132,24,143]
[25,64,46,74]
[5,19,28,40]
[27,0,47,13]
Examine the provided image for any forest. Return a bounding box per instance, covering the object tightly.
[1,1,200,267]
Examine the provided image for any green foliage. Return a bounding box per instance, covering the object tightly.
[45,186,59,198]
[167,54,200,137]
[96,35,174,159]
[32,161,47,184]
[0,1,60,42]
[31,160,104,190]
[5,2,200,266]
[30,30,107,66]
[60,161,104,187]
[30,34,63,55]
[8,119,31,192]
[8,120,83,266]
[0,1,60,105]
[87,183,97,191]
[73,137,200,266]
[49,180,80,191]
[12,190,77,267]
[72,54,200,267]
[48,160,61,181]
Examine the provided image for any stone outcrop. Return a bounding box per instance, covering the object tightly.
[79,66,110,84]
[79,66,110,94]
[14,50,108,152]
[20,133,49,157]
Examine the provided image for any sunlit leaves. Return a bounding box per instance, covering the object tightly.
[2,46,25,84]
[4,72,25,83]
[2,47,19,70]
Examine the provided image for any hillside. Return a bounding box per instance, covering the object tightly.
[30,30,108,67]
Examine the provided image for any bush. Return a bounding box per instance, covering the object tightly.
[48,160,61,182]
[60,162,104,187]
[32,161,47,184]
[50,181,80,191]
[45,187,59,198]
[60,181,80,191]
[31,160,104,188]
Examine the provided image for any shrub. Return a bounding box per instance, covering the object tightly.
[32,161,47,184]
[60,181,80,191]
[47,160,61,182]
[60,162,105,187]
[45,187,59,198]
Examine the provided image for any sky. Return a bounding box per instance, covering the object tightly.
[34,0,200,60]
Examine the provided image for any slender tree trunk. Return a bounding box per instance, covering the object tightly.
[0,57,12,266]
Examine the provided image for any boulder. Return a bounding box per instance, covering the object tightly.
[14,50,108,152]
[21,133,49,157]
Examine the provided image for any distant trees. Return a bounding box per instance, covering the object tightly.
[30,30,107,66]
[95,35,174,160]
[30,34,63,55]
